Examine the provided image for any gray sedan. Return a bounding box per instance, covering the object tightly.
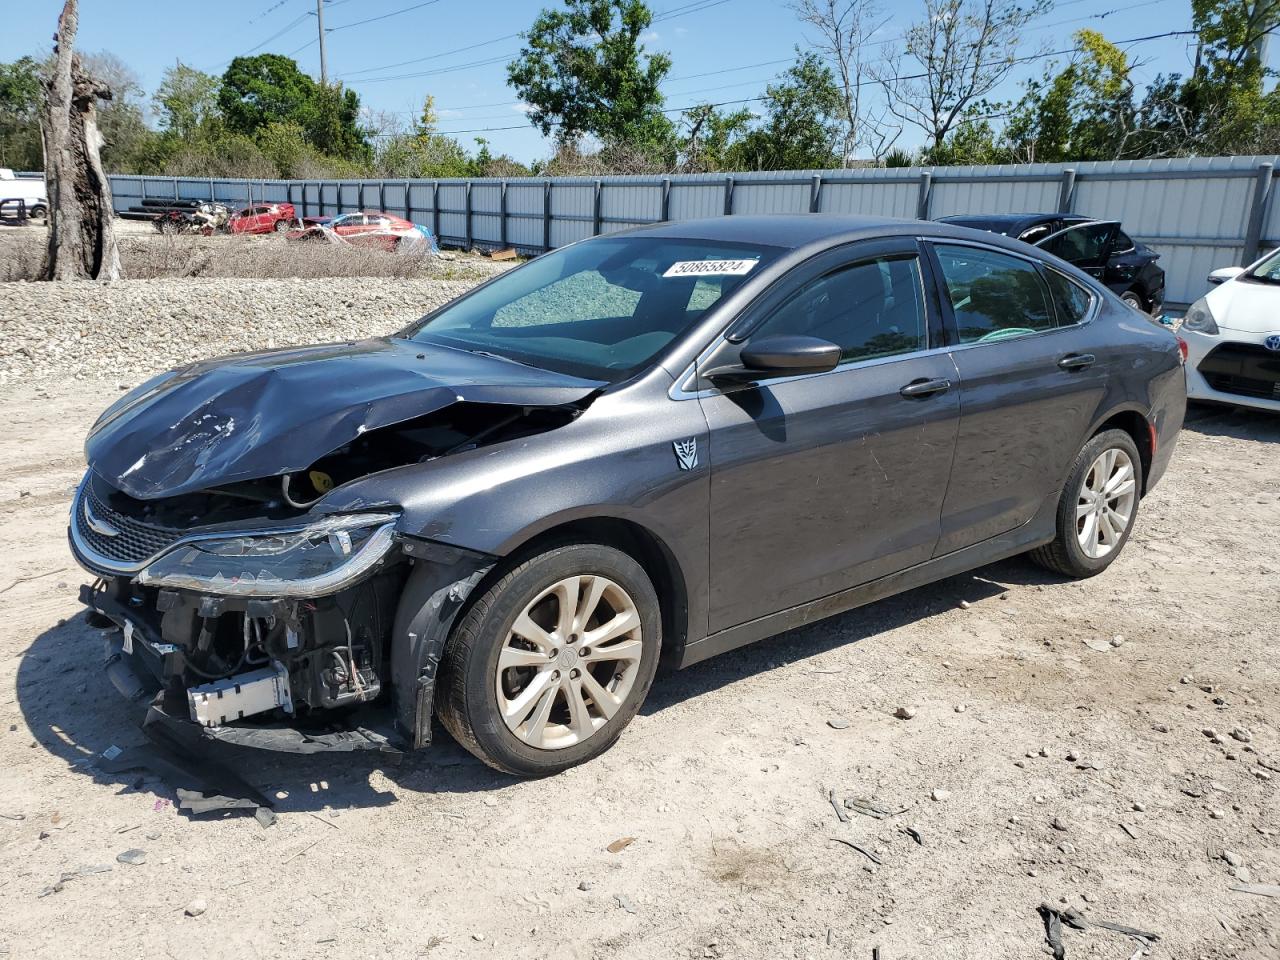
[70,215,1186,775]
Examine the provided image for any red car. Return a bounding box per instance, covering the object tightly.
[287,211,435,252]
[229,202,297,235]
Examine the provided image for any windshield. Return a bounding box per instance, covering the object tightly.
[406,236,781,380]
[1246,247,1280,282]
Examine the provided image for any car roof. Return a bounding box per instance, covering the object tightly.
[614,213,1014,252]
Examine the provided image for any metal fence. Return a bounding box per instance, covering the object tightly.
[107,154,1280,308]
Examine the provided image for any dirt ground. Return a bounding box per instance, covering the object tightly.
[0,377,1276,960]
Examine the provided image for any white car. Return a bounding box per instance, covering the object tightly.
[1180,249,1280,412]
[0,167,48,218]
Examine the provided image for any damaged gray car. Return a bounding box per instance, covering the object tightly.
[70,215,1186,776]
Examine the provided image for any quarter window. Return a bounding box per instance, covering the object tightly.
[934,245,1055,344]
[1044,269,1092,326]
[752,255,928,363]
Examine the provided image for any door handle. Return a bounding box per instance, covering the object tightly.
[900,377,951,399]
[1057,353,1096,371]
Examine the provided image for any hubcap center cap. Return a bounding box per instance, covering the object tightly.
[557,646,580,669]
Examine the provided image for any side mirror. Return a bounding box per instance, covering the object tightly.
[706,334,841,382]
[1207,266,1245,285]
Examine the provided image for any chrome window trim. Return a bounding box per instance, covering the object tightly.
[668,236,1101,401]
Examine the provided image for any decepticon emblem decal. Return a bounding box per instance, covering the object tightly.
[673,438,698,471]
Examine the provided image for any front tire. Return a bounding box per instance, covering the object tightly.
[1030,429,1143,578]
[437,543,661,776]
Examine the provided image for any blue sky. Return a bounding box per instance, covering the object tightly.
[4,0,1271,163]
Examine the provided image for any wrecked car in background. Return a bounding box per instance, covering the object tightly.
[287,210,439,253]
[229,202,298,235]
[70,215,1185,776]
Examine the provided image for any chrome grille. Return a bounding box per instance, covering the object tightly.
[75,482,184,567]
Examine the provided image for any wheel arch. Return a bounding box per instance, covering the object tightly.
[494,516,691,666]
[1088,407,1153,495]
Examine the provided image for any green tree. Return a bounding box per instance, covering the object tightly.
[1004,31,1138,162]
[0,57,43,169]
[153,62,220,141]
[218,54,368,163]
[922,104,1013,165]
[677,103,753,172]
[729,53,843,170]
[507,0,673,150]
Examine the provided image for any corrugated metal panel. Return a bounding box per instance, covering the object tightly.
[931,177,1058,217]
[733,181,809,215]
[105,158,1280,295]
[819,180,917,218]
[600,183,660,222]
[669,183,725,220]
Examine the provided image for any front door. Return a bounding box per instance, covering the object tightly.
[928,242,1111,554]
[698,239,961,633]
[1036,221,1120,282]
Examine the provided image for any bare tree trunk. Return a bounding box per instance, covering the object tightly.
[40,0,121,281]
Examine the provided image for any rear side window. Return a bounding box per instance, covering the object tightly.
[934,245,1054,343]
[1044,269,1093,326]
[1039,222,1114,264]
[752,255,928,363]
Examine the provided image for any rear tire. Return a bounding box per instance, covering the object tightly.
[29,204,47,220]
[1120,290,1145,312]
[273,219,290,233]
[1030,428,1143,579]
[436,543,661,777]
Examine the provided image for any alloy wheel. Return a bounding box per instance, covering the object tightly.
[495,575,644,750]
[1076,447,1137,559]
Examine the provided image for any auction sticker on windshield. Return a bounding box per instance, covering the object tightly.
[663,259,758,278]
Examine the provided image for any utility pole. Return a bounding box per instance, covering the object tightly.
[316,0,328,86]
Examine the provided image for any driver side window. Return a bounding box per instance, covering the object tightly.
[934,245,1054,344]
[752,255,928,364]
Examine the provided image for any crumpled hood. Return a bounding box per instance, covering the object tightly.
[87,337,603,500]
[1206,278,1280,334]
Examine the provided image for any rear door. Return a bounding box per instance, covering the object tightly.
[698,238,962,632]
[928,241,1110,554]
[1036,221,1120,282]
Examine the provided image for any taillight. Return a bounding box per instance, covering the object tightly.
[1176,336,1188,364]
[1148,420,1158,459]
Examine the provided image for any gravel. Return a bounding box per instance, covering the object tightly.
[0,275,496,385]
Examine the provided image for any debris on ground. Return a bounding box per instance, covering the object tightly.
[827,717,850,729]
[893,706,917,720]
[828,789,849,824]
[184,898,207,918]
[116,849,146,866]
[615,894,638,914]
[828,837,882,864]
[1232,883,1280,898]
[606,837,636,854]
[930,789,950,802]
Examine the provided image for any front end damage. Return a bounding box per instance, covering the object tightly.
[67,343,600,752]
[74,472,494,753]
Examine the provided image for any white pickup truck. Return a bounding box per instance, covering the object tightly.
[0,168,49,218]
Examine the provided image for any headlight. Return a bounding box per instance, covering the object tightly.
[1181,298,1219,335]
[137,513,398,597]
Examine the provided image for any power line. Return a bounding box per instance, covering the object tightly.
[326,0,443,33]
[344,0,737,85]
[415,28,1197,137]
[339,33,522,78]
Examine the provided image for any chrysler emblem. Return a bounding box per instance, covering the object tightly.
[1264,334,1280,352]
[83,497,121,537]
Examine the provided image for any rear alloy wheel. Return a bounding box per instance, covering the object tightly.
[1030,428,1143,578]
[1120,291,1145,312]
[437,543,660,776]
[273,219,290,233]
